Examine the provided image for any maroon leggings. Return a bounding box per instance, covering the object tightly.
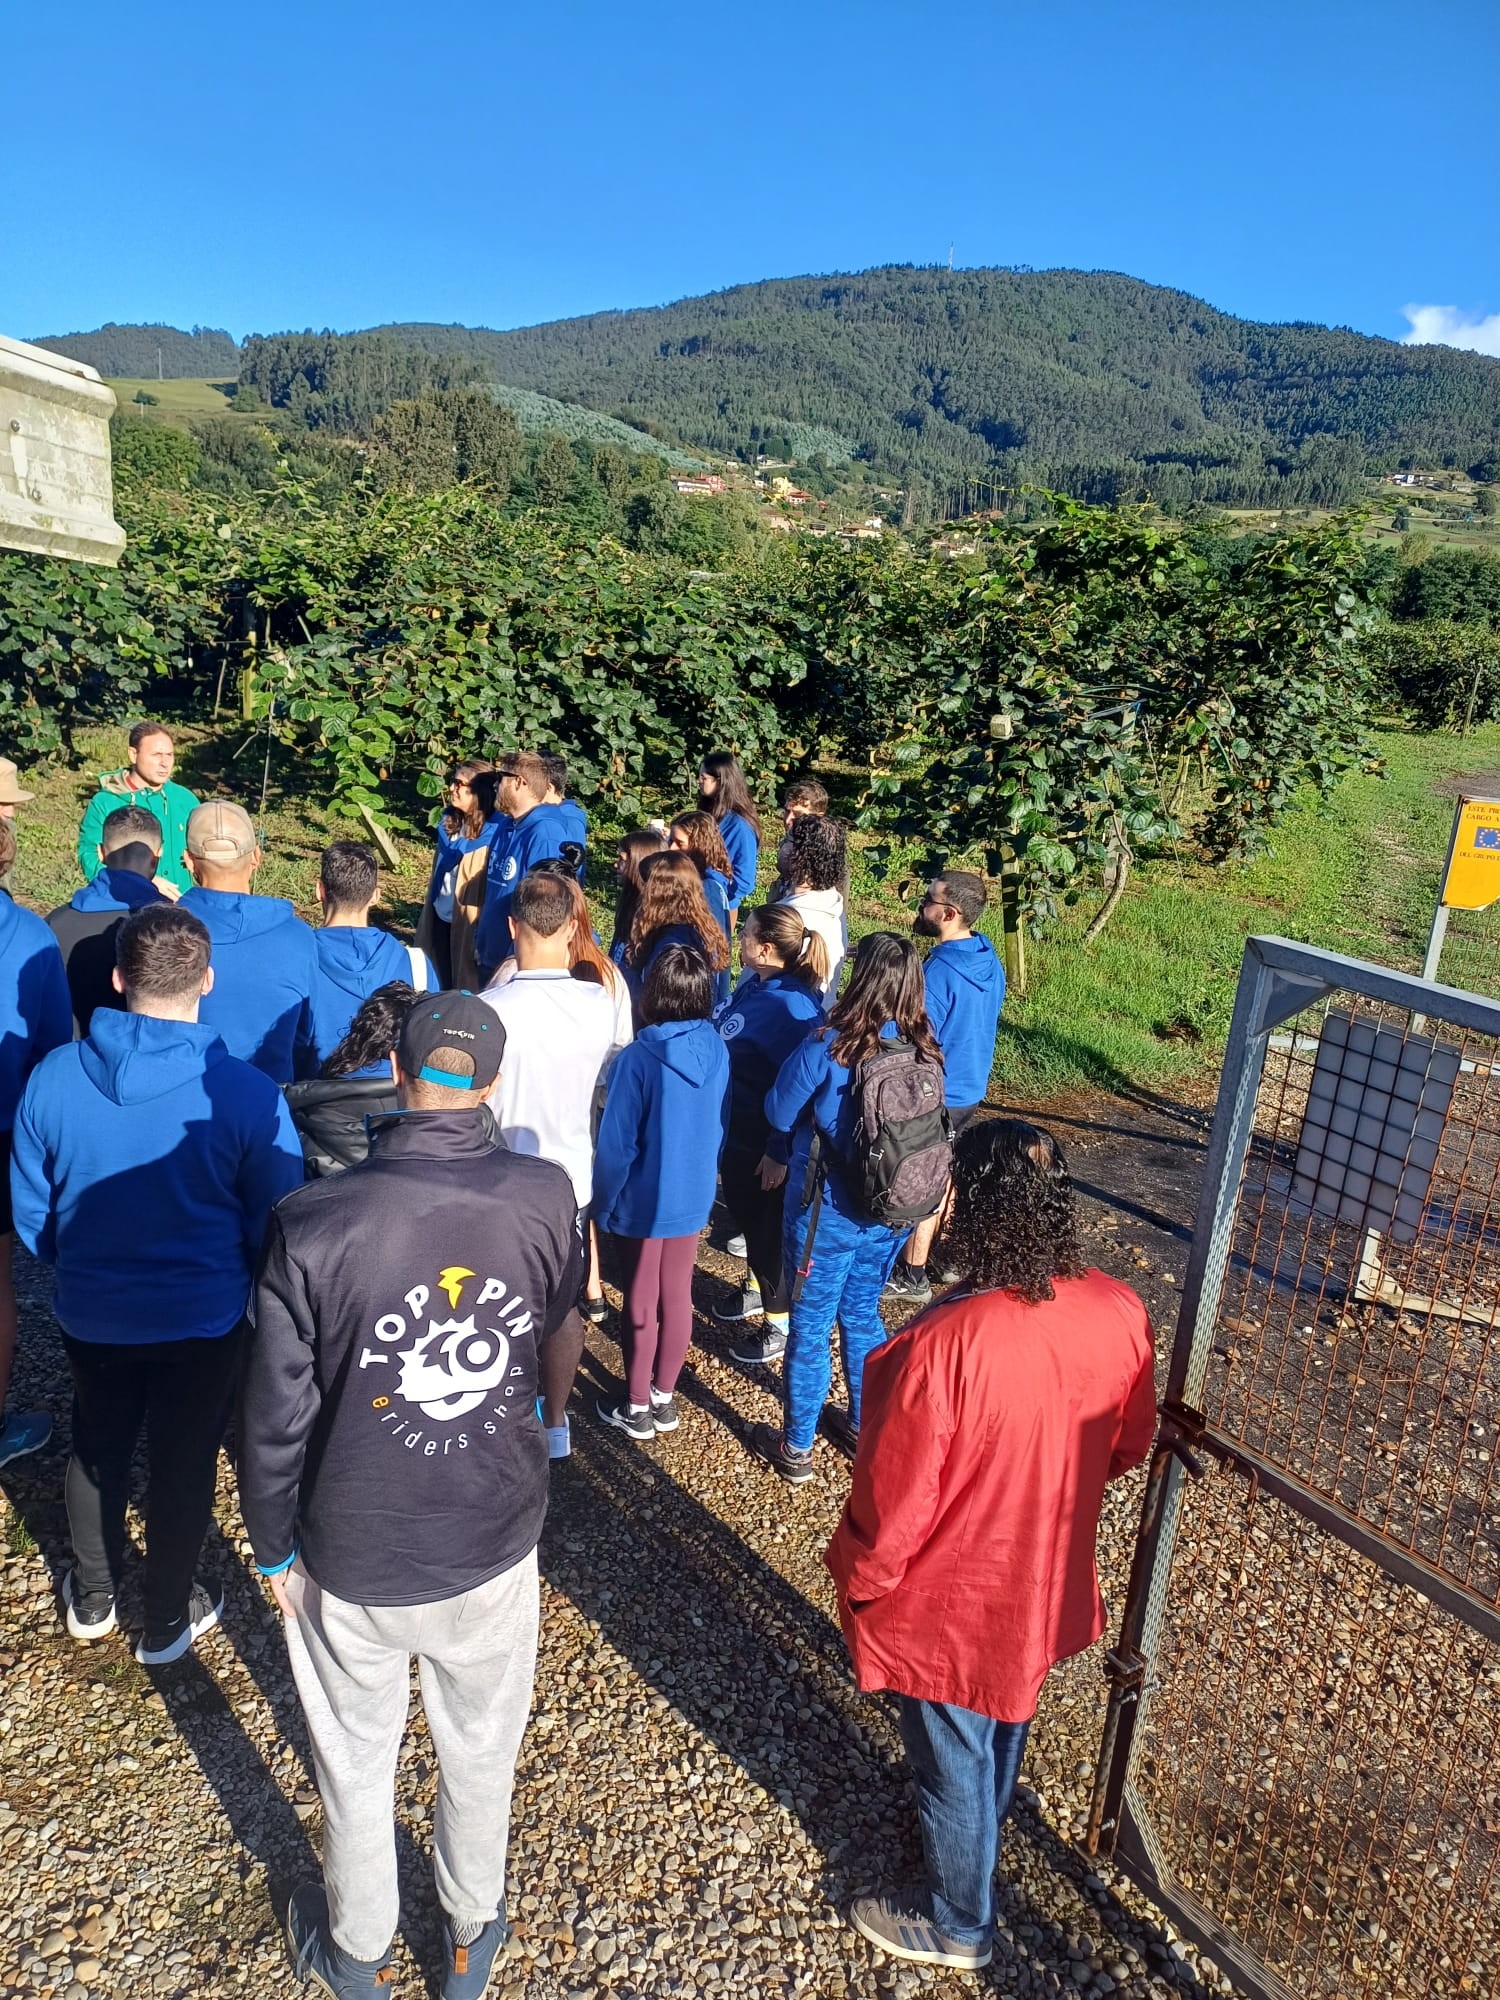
[618,1233,699,1405]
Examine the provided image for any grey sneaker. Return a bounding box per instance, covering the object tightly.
[135,1581,223,1666]
[850,1893,992,1970]
[749,1423,815,1484]
[597,1399,654,1442]
[729,1327,787,1366]
[711,1288,763,1322]
[650,1394,680,1434]
[285,1883,395,1994]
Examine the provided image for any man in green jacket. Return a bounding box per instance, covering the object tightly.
[77,722,199,895]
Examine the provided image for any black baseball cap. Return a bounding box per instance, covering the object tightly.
[396,992,505,1091]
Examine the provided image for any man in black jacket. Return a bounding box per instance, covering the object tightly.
[239,992,583,2000]
[47,805,167,1035]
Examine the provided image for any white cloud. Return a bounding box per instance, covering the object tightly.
[1401,304,1500,357]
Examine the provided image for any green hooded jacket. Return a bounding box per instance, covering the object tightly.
[78,771,200,894]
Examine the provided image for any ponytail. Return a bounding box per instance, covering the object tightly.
[743,902,826,993]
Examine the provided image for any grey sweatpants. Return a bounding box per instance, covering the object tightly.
[282,1550,540,1961]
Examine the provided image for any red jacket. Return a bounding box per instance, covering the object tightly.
[825,1269,1156,1723]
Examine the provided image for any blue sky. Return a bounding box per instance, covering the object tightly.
[3,0,1495,351]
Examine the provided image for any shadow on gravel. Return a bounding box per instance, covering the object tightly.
[547,1345,1203,1995]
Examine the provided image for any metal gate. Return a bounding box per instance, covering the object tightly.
[1088,936,1500,2000]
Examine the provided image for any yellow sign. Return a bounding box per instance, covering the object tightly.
[1440,797,1500,911]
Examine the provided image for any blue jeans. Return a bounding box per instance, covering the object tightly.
[781,1194,902,1451]
[897,1697,1031,1945]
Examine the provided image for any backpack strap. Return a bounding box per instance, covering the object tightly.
[405,943,428,990]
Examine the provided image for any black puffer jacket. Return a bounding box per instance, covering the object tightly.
[283,1076,397,1178]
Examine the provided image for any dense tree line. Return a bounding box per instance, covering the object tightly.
[235,333,488,433]
[372,267,1500,508]
[30,323,240,378]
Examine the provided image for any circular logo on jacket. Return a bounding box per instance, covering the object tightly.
[501,855,519,883]
[719,1013,745,1040]
[396,1316,511,1421]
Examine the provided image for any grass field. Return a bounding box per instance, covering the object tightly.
[106,376,260,428]
[12,720,1500,1106]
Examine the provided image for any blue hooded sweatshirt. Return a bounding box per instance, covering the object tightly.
[179,887,327,1086]
[924,933,1006,1109]
[593,1019,730,1239]
[475,802,572,970]
[10,1010,303,1344]
[764,1021,901,1221]
[717,810,759,909]
[313,927,438,1068]
[67,868,164,917]
[0,892,72,1130]
[715,973,823,1158]
[556,797,588,879]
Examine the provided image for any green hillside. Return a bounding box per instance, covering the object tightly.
[31,322,239,377]
[490,384,706,467]
[374,266,1500,508]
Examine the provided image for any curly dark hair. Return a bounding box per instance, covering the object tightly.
[937,1118,1088,1305]
[782,812,845,893]
[322,981,419,1080]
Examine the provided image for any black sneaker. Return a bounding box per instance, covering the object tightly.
[650,1394,680,1433]
[883,1263,932,1303]
[580,1293,608,1324]
[930,1262,965,1287]
[134,1581,223,1666]
[823,1407,861,1458]
[597,1398,654,1441]
[749,1423,815,1484]
[61,1568,117,1642]
[711,1288,763,1323]
[729,1327,788,1366]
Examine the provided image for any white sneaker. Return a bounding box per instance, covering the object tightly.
[724,1233,749,1259]
[546,1419,571,1460]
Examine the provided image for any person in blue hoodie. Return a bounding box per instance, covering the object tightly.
[886,871,1007,1303]
[697,751,762,918]
[178,799,329,1085]
[0,817,72,1472]
[542,753,589,882]
[312,841,437,1068]
[669,811,736,1002]
[474,753,572,979]
[47,804,168,1036]
[11,902,303,1665]
[593,944,730,1441]
[754,933,943,1482]
[711,902,827,1352]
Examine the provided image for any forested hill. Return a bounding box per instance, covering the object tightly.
[30,323,239,378]
[373,267,1500,509]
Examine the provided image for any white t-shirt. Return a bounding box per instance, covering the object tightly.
[480,970,630,1208]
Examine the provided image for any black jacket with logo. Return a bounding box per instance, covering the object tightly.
[239,1106,583,1606]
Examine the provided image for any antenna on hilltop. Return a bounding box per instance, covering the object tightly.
[947,244,954,271]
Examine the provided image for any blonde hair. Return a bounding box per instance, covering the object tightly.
[742,902,828,993]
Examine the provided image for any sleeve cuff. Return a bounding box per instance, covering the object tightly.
[766,1133,790,1164]
[257,1549,298,1577]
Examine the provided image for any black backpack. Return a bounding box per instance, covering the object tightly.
[847,1039,953,1226]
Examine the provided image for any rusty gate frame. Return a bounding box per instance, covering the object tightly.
[1086,933,1500,2000]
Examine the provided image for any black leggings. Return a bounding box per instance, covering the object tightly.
[720,1148,790,1314]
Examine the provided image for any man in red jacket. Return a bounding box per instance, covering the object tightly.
[826,1118,1156,1971]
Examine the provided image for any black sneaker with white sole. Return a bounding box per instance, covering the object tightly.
[710,1288,763,1323]
[650,1394,680,1433]
[883,1262,933,1303]
[728,1327,788,1366]
[749,1423,815,1484]
[61,1568,117,1642]
[135,1581,223,1666]
[597,1398,654,1441]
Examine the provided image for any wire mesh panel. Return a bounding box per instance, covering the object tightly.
[1090,938,1500,2000]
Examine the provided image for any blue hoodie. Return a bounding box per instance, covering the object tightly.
[67,868,164,917]
[475,802,572,970]
[924,933,1006,1109]
[764,1021,899,1220]
[10,1011,303,1344]
[313,927,438,1068]
[715,973,823,1158]
[179,887,327,1086]
[556,798,588,879]
[593,1019,730,1238]
[0,893,71,1130]
[717,810,759,909]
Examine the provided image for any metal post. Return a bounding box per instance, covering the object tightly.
[1421,901,1451,986]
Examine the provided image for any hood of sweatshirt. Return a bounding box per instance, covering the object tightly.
[932,933,1004,993]
[316,928,404,977]
[69,869,165,915]
[179,887,301,944]
[78,1008,228,1107]
[792,887,843,919]
[638,1018,722,1084]
[0,891,30,953]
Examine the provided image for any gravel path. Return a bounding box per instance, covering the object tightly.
[0,1091,1239,2000]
